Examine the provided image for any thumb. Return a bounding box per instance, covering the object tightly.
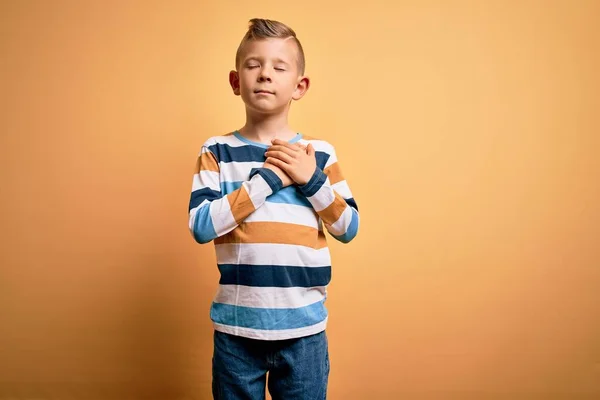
[307,143,315,156]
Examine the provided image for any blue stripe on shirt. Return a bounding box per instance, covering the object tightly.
[193,204,217,243]
[218,264,331,288]
[208,143,266,163]
[189,188,222,211]
[315,152,330,170]
[268,186,312,208]
[331,208,359,243]
[221,181,242,194]
[221,182,312,208]
[345,197,358,211]
[210,299,327,330]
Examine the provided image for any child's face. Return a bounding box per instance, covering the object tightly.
[230,38,309,114]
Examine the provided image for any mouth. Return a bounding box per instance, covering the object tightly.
[254,90,275,95]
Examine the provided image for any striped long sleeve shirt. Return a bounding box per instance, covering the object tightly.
[187,131,359,340]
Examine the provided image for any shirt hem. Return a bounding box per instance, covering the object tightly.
[213,319,327,341]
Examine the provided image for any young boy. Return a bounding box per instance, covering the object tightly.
[188,18,359,400]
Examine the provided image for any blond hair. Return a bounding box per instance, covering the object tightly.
[235,18,306,75]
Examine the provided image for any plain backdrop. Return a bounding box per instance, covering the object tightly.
[1,0,599,399]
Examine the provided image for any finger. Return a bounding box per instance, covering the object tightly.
[271,139,304,151]
[266,157,289,172]
[267,145,298,158]
[265,150,294,164]
[307,143,315,156]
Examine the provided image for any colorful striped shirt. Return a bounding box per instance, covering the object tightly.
[187,131,359,340]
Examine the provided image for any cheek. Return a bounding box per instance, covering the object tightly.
[240,83,254,97]
[237,77,249,88]
[238,74,252,87]
[286,81,298,93]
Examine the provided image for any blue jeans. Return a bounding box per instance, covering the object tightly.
[212,330,330,400]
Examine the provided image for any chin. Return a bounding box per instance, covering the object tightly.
[246,102,284,114]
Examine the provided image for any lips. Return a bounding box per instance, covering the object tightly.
[254,90,274,94]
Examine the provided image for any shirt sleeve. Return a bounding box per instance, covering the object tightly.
[298,144,360,243]
[188,143,283,244]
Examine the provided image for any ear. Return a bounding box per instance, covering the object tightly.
[292,75,310,101]
[229,70,241,96]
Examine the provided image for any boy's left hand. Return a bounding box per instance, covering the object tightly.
[265,139,317,186]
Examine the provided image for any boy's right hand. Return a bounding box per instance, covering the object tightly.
[264,143,307,188]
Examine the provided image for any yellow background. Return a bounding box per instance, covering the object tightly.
[1,0,599,399]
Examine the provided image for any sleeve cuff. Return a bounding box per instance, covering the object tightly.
[299,167,328,197]
[249,168,283,193]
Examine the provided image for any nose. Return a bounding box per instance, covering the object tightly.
[258,69,271,82]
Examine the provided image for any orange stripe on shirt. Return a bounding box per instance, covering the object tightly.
[198,151,219,172]
[318,193,348,226]
[301,135,319,141]
[228,186,255,224]
[324,162,344,185]
[215,222,327,249]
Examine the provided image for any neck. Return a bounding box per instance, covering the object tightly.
[238,107,296,145]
